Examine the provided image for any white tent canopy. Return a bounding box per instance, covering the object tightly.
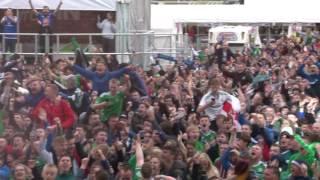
[0,0,116,11]
[151,0,320,30]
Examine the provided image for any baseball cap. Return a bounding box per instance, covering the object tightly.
[280,127,293,136]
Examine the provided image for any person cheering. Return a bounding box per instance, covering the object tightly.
[31,84,75,130]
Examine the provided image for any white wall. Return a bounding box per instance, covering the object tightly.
[151,0,320,31]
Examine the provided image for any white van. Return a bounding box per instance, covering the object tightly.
[208,26,262,52]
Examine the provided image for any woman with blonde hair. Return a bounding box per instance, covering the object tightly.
[191,152,220,180]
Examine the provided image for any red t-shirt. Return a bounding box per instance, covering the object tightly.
[31,98,75,129]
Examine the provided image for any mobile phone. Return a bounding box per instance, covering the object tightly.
[139,132,144,139]
[236,132,241,138]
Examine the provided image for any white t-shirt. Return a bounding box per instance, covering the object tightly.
[97,19,116,39]
[199,90,231,121]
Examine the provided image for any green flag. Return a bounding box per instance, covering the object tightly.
[60,37,81,52]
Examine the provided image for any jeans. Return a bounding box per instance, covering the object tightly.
[4,38,16,53]
[102,38,115,53]
[39,27,52,53]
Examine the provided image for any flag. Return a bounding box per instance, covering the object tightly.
[75,48,89,68]
[220,101,233,117]
[60,37,81,52]
[219,96,241,131]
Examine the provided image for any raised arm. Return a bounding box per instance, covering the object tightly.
[120,75,132,95]
[126,71,148,96]
[28,0,38,14]
[294,134,314,156]
[109,67,130,79]
[72,64,96,80]
[136,137,144,168]
[38,138,54,164]
[0,17,5,25]
[53,0,63,15]
[5,15,18,24]
[96,15,103,29]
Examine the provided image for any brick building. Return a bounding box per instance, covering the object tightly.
[0,9,112,51]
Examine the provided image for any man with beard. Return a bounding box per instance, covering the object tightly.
[29,0,63,53]
[222,62,253,87]
[31,84,75,130]
[16,77,44,108]
[214,42,235,69]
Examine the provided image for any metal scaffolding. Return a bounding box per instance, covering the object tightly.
[116,0,152,67]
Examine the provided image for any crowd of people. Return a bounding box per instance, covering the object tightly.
[2,2,320,180]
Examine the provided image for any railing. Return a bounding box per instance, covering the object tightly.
[0,32,191,67]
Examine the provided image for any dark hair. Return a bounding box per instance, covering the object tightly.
[199,115,210,120]
[95,170,110,180]
[46,84,59,93]
[160,121,173,135]
[12,133,25,141]
[163,142,178,156]
[265,166,280,178]
[96,58,106,65]
[234,159,250,175]
[238,133,251,144]
[164,94,174,101]
[94,128,107,136]
[141,163,153,179]
[63,65,74,72]
[76,124,87,132]
[209,78,221,86]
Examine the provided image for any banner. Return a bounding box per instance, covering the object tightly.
[0,0,116,11]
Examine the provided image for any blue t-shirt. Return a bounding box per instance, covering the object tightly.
[36,12,55,28]
[2,16,17,39]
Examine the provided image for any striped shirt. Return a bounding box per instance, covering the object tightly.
[1,16,17,39]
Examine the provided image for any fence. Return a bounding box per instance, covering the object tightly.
[0,32,191,68]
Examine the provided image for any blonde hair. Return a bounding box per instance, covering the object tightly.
[150,147,162,158]
[186,125,200,134]
[109,78,120,85]
[95,144,110,157]
[42,164,58,179]
[198,153,220,179]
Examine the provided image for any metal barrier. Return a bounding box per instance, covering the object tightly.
[0,32,191,67]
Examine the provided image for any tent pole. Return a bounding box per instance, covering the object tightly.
[17,9,20,51]
[267,25,271,44]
